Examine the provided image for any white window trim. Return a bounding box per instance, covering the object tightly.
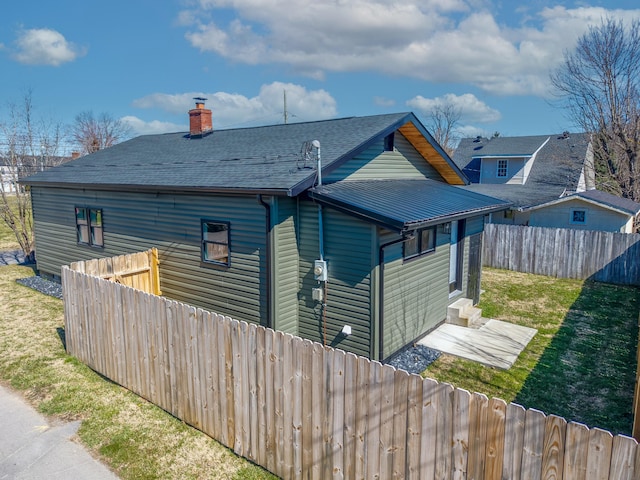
[497,159,508,178]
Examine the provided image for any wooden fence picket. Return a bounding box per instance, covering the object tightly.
[61,251,640,480]
[483,224,640,285]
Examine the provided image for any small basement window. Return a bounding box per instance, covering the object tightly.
[75,207,104,247]
[404,226,436,260]
[571,209,587,224]
[202,220,230,266]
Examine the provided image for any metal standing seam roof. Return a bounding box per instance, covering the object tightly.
[308,179,511,233]
[22,112,466,196]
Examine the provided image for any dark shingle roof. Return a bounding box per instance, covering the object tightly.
[452,133,591,208]
[461,135,552,158]
[309,179,510,232]
[557,190,640,215]
[23,112,462,196]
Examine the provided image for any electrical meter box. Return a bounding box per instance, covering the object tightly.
[312,287,324,302]
[313,259,327,281]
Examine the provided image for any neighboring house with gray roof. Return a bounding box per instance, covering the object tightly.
[24,102,508,361]
[523,189,640,233]
[451,132,640,231]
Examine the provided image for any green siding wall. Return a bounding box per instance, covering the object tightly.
[297,200,374,357]
[458,216,484,303]
[31,187,268,326]
[272,197,299,335]
[380,226,450,359]
[466,215,485,236]
[324,133,445,182]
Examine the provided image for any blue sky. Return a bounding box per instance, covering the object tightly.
[2,0,640,151]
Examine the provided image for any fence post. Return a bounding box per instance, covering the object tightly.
[150,247,161,295]
[633,314,640,441]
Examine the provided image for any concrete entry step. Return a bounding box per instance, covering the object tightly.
[447,297,482,327]
[418,319,537,370]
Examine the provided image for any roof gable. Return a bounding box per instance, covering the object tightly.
[525,190,640,216]
[397,121,465,185]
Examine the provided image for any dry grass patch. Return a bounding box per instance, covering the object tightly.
[0,265,276,479]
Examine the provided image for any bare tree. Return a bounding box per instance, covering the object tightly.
[551,18,640,201]
[0,91,65,260]
[71,111,130,155]
[425,103,462,157]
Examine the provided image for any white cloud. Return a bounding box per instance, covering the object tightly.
[179,2,640,96]
[407,93,501,123]
[456,124,492,139]
[120,116,185,136]
[132,82,337,127]
[374,96,396,108]
[12,28,85,66]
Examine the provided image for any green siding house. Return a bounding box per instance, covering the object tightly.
[24,104,508,361]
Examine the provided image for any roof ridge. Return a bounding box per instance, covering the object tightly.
[208,111,412,134]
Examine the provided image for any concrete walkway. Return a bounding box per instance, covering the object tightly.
[418,319,537,370]
[0,385,119,480]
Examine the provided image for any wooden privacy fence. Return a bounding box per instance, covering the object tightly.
[483,223,640,285]
[68,248,161,295]
[62,258,639,479]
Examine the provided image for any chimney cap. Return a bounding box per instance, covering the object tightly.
[194,96,207,103]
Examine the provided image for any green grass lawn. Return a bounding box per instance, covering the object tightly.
[424,268,640,435]
[0,265,277,480]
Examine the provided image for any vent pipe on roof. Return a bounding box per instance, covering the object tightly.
[189,97,213,138]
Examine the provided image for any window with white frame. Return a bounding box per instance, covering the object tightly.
[497,159,508,177]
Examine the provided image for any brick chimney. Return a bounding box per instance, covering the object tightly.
[189,97,213,138]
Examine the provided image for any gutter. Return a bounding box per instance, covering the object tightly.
[22,181,290,197]
[257,195,272,329]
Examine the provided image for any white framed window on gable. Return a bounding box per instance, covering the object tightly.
[201,220,230,267]
[497,159,508,177]
[570,209,587,225]
[75,207,104,248]
[403,226,436,260]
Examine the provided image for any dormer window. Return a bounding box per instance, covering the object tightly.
[497,159,508,177]
[384,132,395,152]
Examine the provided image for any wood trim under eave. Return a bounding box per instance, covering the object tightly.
[398,122,466,186]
